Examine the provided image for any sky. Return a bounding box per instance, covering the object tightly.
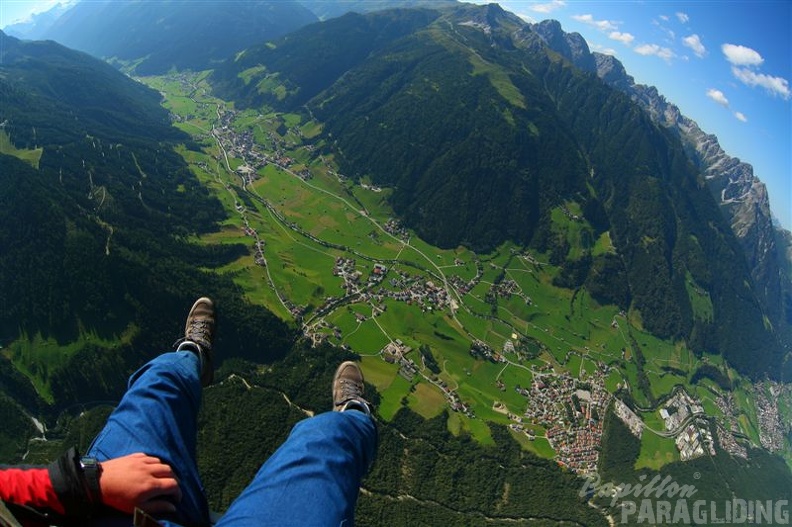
[1,0,790,229]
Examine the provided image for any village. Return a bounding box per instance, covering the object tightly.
[755,382,787,452]
[519,366,612,474]
[328,256,451,314]
[167,72,790,476]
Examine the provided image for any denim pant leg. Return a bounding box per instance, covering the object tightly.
[217,411,377,527]
[86,351,210,527]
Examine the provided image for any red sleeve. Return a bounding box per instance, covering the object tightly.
[0,467,65,515]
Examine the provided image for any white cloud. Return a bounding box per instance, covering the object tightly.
[530,0,566,14]
[652,19,675,41]
[634,44,675,62]
[706,89,730,107]
[683,34,706,58]
[571,14,617,32]
[707,88,729,108]
[721,43,764,67]
[676,12,689,23]
[705,89,749,122]
[659,15,669,21]
[609,31,634,45]
[731,67,791,99]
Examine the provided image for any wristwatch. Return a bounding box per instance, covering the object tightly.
[79,456,103,504]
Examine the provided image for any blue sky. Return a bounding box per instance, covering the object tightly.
[2,0,790,228]
[473,0,791,229]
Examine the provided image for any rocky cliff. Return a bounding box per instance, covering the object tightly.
[533,19,792,354]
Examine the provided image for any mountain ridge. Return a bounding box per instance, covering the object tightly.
[531,19,792,355]
[210,5,785,379]
[1,7,790,522]
[0,31,295,411]
[36,0,318,75]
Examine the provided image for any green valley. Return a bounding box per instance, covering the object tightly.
[141,71,792,473]
[0,3,790,524]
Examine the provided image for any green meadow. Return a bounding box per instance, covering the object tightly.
[139,72,772,462]
[3,326,137,404]
[0,130,43,169]
[636,431,679,470]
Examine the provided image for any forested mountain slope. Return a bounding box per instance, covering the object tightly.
[1,4,791,523]
[531,19,792,372]
[211,5,787,380]
[39,0,317,74]
[0,31,294,418]
[0,29,622,525]
[297,0,455,20]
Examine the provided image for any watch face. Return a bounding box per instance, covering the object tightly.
[80,457,98,469]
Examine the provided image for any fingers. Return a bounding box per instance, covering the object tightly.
[141,499,178,515]
[128,453,178,481]
[148,462,177,479]
[101,453,184,514]
[138,478,182,516]
[139,477,183,503]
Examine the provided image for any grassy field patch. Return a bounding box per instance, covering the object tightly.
[408,383,447,419]
[0,130,43,168]
[509,430,556,459]
[635,431,678,470]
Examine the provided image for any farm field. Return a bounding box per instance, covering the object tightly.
[137,72,780,469]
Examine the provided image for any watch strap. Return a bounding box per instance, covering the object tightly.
[79,457,103,505]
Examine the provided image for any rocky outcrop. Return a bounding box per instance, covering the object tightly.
[533,19,792,350]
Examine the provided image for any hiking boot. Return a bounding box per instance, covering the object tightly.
[332,361,372,415]
[177,297,216,386]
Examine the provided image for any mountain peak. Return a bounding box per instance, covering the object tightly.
[453,2,524,34]
[533,17,792,367]
[532,19,596,72]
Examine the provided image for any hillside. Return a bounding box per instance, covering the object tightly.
[210,5,785,381]
[530,19,792,368]
[38,0,317,74]
[0,28,626,524]
[147,63,792,519]
[1,4,791,525]
[297,0,455,20]
[0,31,294,415]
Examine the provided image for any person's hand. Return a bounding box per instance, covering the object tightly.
[98,453,183,514]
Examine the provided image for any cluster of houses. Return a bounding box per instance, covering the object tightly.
[508,423,536,440]
[469,340,507,364]
[383,219,409,241]
[755,383,786,452]
[208,101,309,190]
[382,340,412,364]
[713,392,749,458]
[486,279,520,301]
[330,258,449,313]
[446,259,483,296]
[378,272,449,311]
[613,398,645,438]
[716,423,748,458]
[519,370,611,474]
[333,257,365,295]
[360,183,382,192]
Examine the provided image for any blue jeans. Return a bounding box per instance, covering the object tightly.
[87,352,378,527]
